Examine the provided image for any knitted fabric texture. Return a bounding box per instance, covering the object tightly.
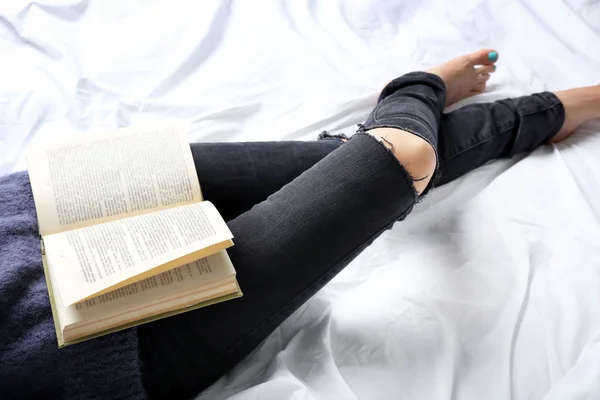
[0,171,146,400]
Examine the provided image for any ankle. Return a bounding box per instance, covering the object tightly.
[551,85,600,142]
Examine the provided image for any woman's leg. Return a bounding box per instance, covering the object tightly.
[138,66,448,399]
[370,50,599,185]
[141,132,426,399]
[436,93,564,184]
[138,51,599,399]
[195,57,600,219]
[194,84,592,224]
[435,85,600,185]
[191,140,342,221]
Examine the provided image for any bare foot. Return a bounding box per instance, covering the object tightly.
[550,85,600,143]
[427,49,499,106]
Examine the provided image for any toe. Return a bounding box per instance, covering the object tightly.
[475,82,487,91]
[475,65,496,74]
[477,73,490,82]
[466,49,499,66]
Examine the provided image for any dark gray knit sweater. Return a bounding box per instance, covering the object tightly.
[0,172,146,399]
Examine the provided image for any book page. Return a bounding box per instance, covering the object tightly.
[67,282,239,344]
[27,123,202,236]
[44,201,233,306]
[51,251,235,330]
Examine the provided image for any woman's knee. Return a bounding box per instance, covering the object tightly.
[367,128,437,194]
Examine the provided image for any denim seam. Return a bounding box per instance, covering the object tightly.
[520,98,562,118]
[440,101,563,165]
[199,134,418,367]
[440,125,514,165]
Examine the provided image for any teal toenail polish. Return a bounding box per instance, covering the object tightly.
[493,64,496,70]
[488,51,498,61]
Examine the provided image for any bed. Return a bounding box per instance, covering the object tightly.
[2,0,600,399]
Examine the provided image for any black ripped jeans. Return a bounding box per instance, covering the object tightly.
[139,72,565,399]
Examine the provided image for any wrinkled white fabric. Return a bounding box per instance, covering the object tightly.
[1,0,600,399]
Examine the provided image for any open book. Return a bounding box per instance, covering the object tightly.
[27,124,242,347]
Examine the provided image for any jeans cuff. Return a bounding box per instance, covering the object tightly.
[537,91,566,142]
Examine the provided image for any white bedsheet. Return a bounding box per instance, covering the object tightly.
[2,0,600,399]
